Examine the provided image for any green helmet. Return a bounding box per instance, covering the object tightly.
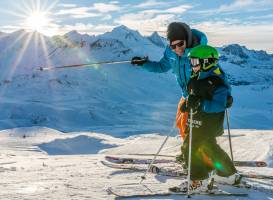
[188,45,219,71]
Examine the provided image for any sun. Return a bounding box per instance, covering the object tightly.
[25,11,50,33]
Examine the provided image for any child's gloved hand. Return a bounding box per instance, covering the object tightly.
[187,95,201,111]
[180,101,187,113]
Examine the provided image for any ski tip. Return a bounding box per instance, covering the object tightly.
[256,162,267,167]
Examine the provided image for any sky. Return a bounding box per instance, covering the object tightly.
[0,0,273,53]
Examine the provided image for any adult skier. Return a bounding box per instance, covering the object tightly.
[171,45,240,193]
[131,22,207,140]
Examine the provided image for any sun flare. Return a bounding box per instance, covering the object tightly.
[25,11,49,32]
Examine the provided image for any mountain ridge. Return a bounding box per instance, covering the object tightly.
[0,25,272,133]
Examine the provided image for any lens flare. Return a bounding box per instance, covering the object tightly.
[25,11,49,32]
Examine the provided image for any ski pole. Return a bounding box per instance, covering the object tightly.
[225,109,234,162]
[187,107,193,198]
[139,120,178,184]
[37,58,148,71]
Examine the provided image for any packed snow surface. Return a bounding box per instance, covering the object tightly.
[0,127,272,199]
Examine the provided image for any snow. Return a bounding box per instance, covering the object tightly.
[0,25,272,199]
[0,26,272,134]
[0,127,272,199]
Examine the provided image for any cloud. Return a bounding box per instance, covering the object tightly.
[115,13,176,35]
[247,14,273,20]
[110,1,119,4]
[59,23,116,35]
[101,14,112,21]
[55,7,101,18]
[137,4,192,16]
[134,1,192,14]
[193,0,273,15]
[93,24,117,33]
[192,20,273,53]
[58,3,77,8]
[55,3,121,19]
[165,4,193,13]
[61,23,94,34]
[217,0,256,12]
[135,0,169,8]
[0,25,21,33]
[112,3,192,33]
[93,3,121,13]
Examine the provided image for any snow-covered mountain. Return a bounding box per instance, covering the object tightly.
[0,25,272,134]
[147,31,167,48]
[219,44,273,85]
[64,30,96,45]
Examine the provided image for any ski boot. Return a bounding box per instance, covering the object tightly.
[213,172,242,185]
[169,178,215,194]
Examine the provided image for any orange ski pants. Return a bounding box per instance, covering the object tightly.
[176,97,189,140]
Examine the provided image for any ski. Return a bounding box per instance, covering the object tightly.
[101,160,187,177]
[238,172,273,180]
[102,160,273,180]
[107,186,248,199]
[106,155,267,167]
[235,161,267,167]
[105,155,171,164]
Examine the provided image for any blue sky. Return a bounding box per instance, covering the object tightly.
[0,0,273,52]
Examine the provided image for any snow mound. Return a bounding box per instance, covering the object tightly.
[38,135,117,155]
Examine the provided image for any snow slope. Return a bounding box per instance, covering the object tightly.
[0,26,272,135]
[0,127,272,199]
[0,26,272,199]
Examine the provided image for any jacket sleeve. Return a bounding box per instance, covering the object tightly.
[142,48,172,73]
[201,70,232,113]
[191,29,208,45]
[188,76,225,100]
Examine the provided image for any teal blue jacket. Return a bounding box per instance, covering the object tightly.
[142,29,208,98]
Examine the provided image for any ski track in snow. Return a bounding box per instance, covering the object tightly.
[0,127,272,199]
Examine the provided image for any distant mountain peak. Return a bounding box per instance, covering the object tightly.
[0,31,7,37]
[150,31,160,37]
[64,30,82,40]
[222,43,272,61]
[103,25,143,42]
[222,44,249,59]
[147,31,167,48]
[65,30,81,36]
[10,29,27,35]
[112,25,132,32]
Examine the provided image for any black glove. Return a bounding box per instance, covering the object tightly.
[187,95,201,111]
[131,56,148,66]
[188,76,224,100]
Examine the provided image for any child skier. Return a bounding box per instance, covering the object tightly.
[173,45,241,193]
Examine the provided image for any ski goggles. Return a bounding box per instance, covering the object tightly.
[190,58,210,67]
[190,58,201,67]
[169,40,185,49]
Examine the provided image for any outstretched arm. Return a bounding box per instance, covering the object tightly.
[142,48,172,73]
